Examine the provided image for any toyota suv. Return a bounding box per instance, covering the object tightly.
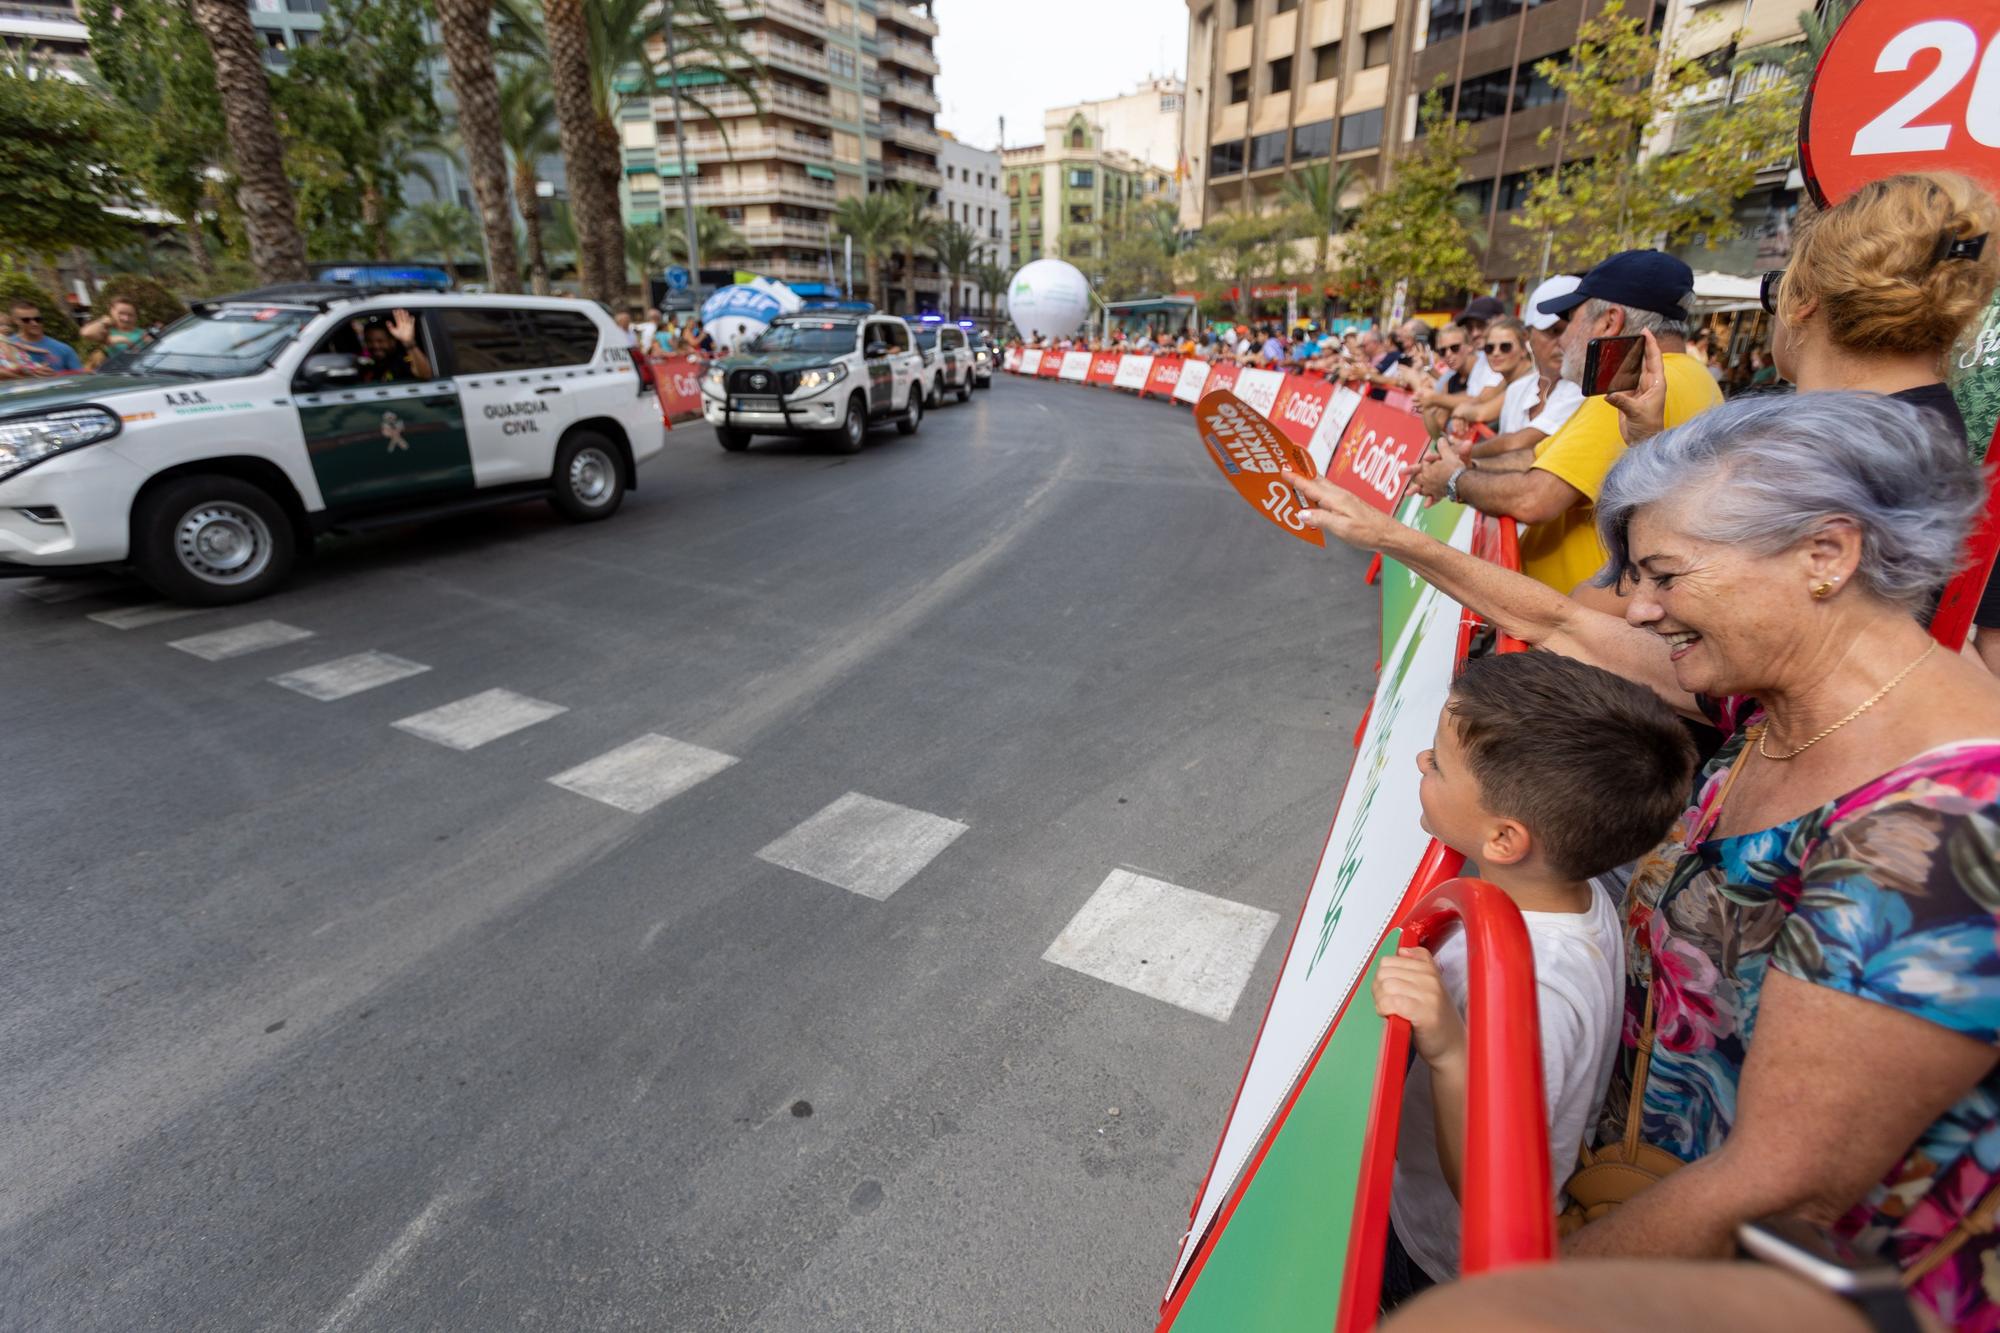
[912,317,974,407]
[701,312,924,453]
[0,285,665,604]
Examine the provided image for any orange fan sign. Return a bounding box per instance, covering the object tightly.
[1195,390,1325,546]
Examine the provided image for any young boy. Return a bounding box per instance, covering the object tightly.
[1373,650,1696,1306]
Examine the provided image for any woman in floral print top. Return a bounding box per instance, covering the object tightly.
[1288,390,2000,1326]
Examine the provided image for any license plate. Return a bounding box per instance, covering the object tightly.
[732,396,779,412]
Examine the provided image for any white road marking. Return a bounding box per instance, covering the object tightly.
[1043,869,1279,1023]
[16,577,124,604]
[547,733,737,814]
[756,792,968,901]
[639,919,668,951]
[313,1187,459,1333]
[392,688,566,750]
[168,619,316,661]
[86,602,207,630]
[272,651,432,702]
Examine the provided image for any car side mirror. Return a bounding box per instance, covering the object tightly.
[865,341,889,359]
[300,352,362,388]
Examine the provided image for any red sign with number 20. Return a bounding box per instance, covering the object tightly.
[1801,0,2000,205]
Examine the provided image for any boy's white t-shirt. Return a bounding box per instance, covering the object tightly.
[1466,351,1504,397]
[1386,881,1625,1283]
[1497,372,1542,434]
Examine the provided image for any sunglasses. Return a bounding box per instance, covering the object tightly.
[1436,341,1465,353]
[1483,340,1517,354]
[1760,269,1784,316]
[16,314,41,324]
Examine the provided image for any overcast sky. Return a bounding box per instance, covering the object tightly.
[933,1,1188,151]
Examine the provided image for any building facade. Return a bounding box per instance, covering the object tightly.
[937,132,1007,314]
[1002,84,1178,275]
[622,0,943,300]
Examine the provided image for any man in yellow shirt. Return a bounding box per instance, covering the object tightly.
[1422,251,1722,604]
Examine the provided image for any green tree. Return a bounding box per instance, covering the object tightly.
[1100,200,1187,300]
[79,0,228,279]
[277,0,439,260]
[499,65,561,293]
[971,257,1009,319]
[659,206,744,265]
[1281,160,1362,312]
[435,0,521,293]
[1513,0,1801,269]
[0,55,134,266]
[833,190,897,310]
[931,219,980,317]
[1191,207,1299,323]
[398,201,483,275]
[885,182,937,315]
[189,0,308,282]
[1341,93,1483,314]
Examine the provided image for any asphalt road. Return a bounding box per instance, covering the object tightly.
[0,374,1381,1332]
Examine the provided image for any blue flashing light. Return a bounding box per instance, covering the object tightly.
[956,320,975,328]
[917,313,943,323]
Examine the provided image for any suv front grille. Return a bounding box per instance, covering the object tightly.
[727,367,801,395]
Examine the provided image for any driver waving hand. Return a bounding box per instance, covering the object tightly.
[359,309,434,383]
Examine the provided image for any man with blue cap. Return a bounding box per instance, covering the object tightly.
[1415,250,1722,604]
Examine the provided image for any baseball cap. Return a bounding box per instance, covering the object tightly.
[1522,274,1580,330]
[1537,250,1694,321]
[1457,295,1505,323]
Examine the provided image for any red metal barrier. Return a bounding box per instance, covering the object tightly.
[1038,349,1066,378]
[1932,422,2000,650]
[1270,374,1335,448]
[1204,362,1241,398]
[1334,875,1553,1332]
[648,353,705,424]
[1088,352,1123,386]
[1145,356,1185,399]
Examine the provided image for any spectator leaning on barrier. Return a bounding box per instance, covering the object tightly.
[1416,324,1478,441]
[1415,252,1721,608]
[1373,652,1694,1309]
[1420,296,1511,428]
[1286,390,2000,1328]
[8,300,81,372]
[1476,317,1539,434]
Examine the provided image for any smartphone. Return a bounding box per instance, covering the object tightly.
[1583,334,1644,396]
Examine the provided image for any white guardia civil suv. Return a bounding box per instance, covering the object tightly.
[0,286,665,604]
[700,311,925,453]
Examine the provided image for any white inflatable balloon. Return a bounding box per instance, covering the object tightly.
[1006,258,1090,341]
[701,276,803,351]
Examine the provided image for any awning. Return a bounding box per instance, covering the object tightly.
[804,164,836,181]
[1692,270,1762,312]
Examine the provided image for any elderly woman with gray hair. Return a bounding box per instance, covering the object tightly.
[1284,390,2000,1325]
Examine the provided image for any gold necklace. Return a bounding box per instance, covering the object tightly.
[1758,639,1938,761]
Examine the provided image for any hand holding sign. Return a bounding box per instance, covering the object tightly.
[1196,390,1326,546]
[1282,467,1404,552]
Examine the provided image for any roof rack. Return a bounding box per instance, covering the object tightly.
[189,282,436,315]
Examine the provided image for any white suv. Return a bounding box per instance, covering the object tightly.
[913,319,975,406]
[0,285,665,603]
[701,312,924,453]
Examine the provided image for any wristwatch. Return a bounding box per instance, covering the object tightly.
[1444,465,1469,504]
[1737,1216,1925,1333]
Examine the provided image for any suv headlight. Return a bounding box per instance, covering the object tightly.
[0,407,120,483]
[794,363,848,394]
[702,365,725,397]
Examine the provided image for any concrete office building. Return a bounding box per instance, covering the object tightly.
[937,132,1007,315]
[623,0,943,300]
[1045,75,1188,176]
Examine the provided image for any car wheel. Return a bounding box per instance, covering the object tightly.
[716,425,753,452]
[898,385,923,435]
[549,430,625,521]
[956,375,972,403]
[132,474,296,605]
[925,376,942,409]
[835,393,866,453]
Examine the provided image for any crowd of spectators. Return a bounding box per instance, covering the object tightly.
[1263,170,2000,1330]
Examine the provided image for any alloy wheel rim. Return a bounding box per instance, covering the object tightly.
[174,502,272,586]
[571,447,614,504]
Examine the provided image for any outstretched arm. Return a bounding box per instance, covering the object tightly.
[1281,469,1698,718]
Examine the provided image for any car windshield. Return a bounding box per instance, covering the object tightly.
[103,307,317,379]
[912,330,939,351]
[746,322,856,354]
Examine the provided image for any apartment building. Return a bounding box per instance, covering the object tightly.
[937,132,1007,314]
[1,0,88,68]
[1179,0,1415,232]
[623,0,943,299]
[1002,81,1179,273]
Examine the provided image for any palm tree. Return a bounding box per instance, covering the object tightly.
[971,258,1010,319]
[499,66,560,293]
[659,206,745,265]
[931,220,980,319]
[885,182,937,316]
[361,122,459,261]
[498,0,765,306]
[400,200,483,276]
[832,191,897,309]
[188,0,307,282]
[1281,161,1361,314]
[435,0,522,292]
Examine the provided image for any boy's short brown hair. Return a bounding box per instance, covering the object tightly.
[1447,652,1696,881]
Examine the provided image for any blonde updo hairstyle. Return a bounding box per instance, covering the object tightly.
[1777,171,2000,357]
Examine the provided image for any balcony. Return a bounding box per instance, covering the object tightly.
[880,79,939,114]
[692,81,833,124]
[664,127,835,164]
[879,1,938,37]
[718,0,827,36]
[882,156,943,190]
[877,35,937,75]
[687,175,839,210]
[740,32,828,77]
[880,120,941,154]
[740,217,835,246]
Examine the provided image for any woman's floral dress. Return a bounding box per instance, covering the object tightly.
[1600,695,2000,1328]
